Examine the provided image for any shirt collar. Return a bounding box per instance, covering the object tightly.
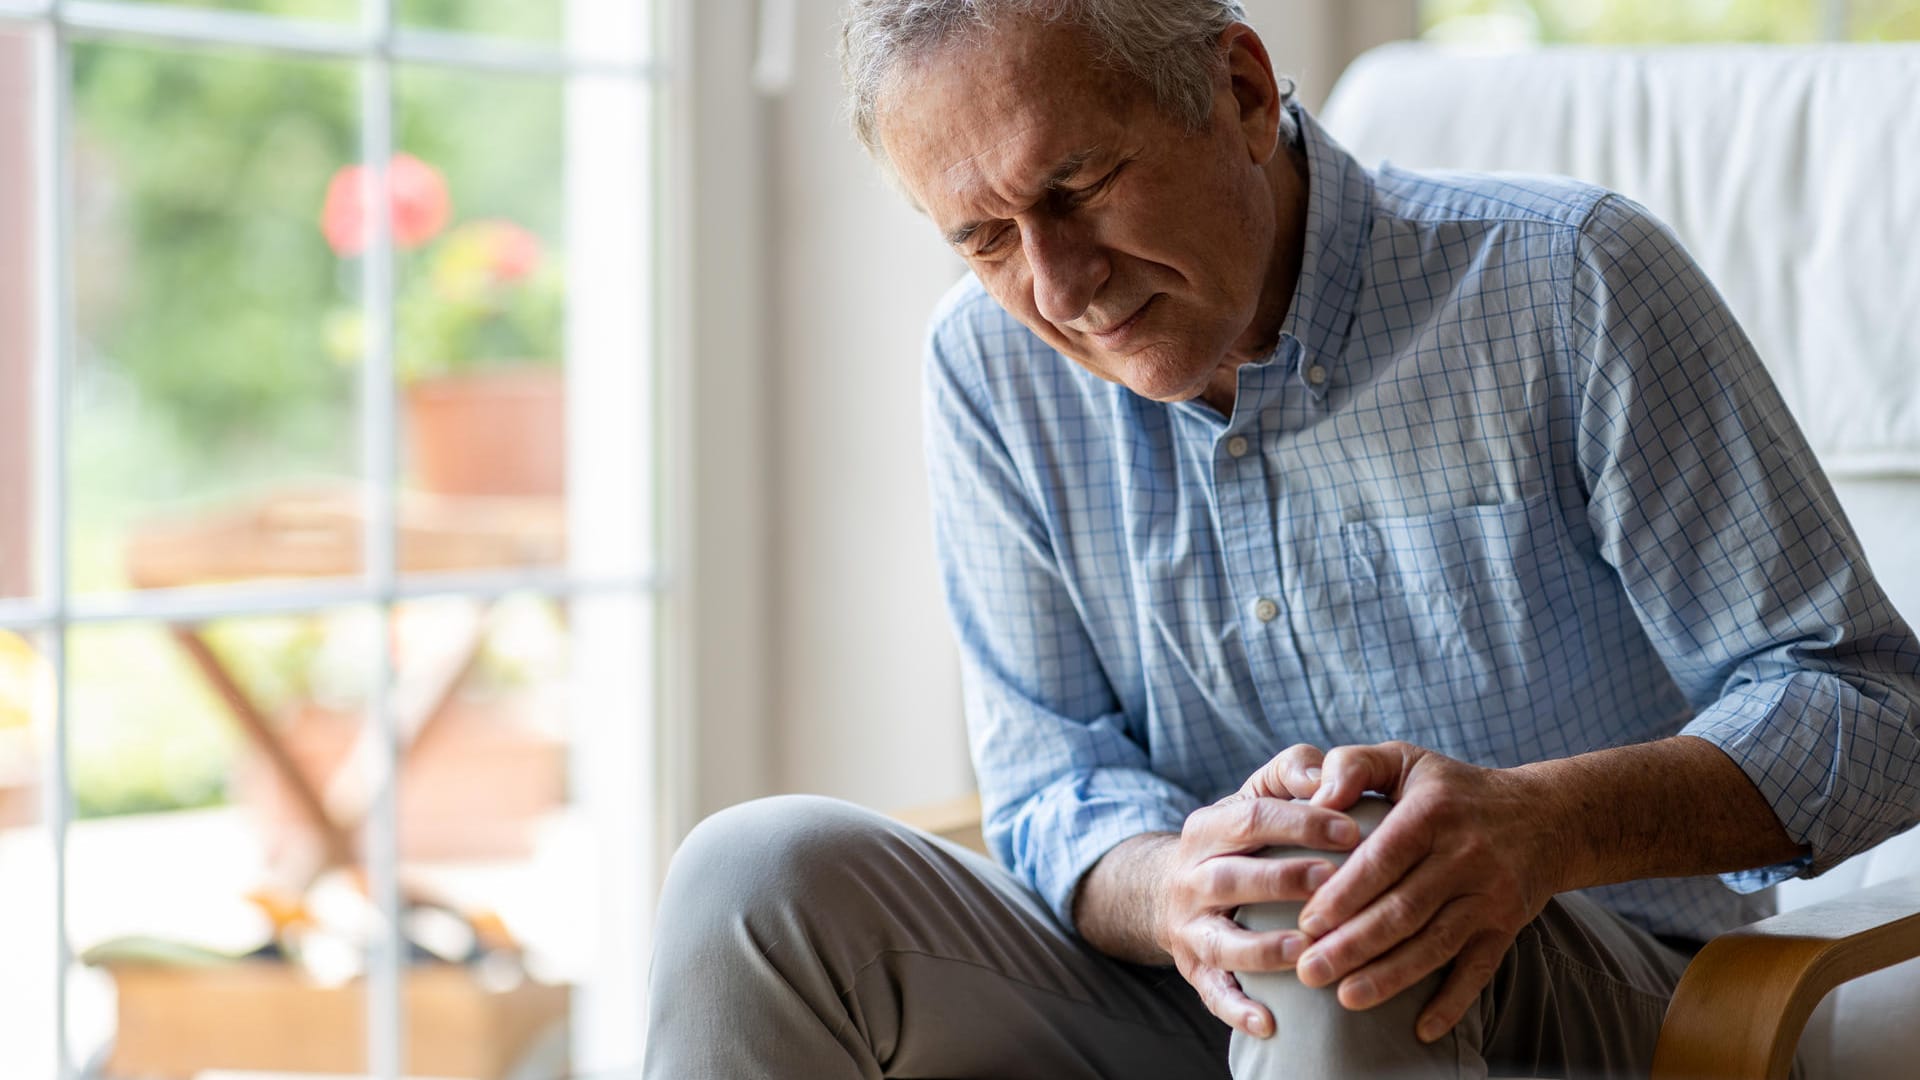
[1277,104,1374,403]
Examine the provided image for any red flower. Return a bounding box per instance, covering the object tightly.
[321,153,452,257]
[481,220,542,283]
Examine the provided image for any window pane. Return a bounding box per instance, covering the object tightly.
[64,611,377,1076]
[1423,0,1825,43]
[392,67,567,578]
[61,597,650,1077]
[0,28,37,603]
[390,67,655,584]
[72,42,364,598]
[1853,0,1920,38]
[393,65,563,534]
[391,593,651,1076]
[0,629,56,1080]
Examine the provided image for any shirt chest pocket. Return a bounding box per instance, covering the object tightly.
[1337,492,1575,750]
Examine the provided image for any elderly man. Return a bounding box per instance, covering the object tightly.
[644,2,1920,1077]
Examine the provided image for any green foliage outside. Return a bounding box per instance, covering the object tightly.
[70,624,242,819]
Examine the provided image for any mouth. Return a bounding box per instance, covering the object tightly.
[1085,295,1159,349]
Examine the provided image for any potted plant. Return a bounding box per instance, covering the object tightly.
[321,154,566,498]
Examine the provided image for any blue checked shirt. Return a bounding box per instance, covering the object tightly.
[922,105,1920,946]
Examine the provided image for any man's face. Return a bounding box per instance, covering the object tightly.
[877,19,1285,405]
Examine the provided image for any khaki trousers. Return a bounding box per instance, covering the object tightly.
[643,795,1698,1079]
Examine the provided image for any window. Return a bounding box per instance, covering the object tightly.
[1423,0,1920,43]
[0,2,668,1077]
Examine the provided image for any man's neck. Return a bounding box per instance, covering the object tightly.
[1198,135,1313,418]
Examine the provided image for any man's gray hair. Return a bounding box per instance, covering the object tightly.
[841,0,1295,161]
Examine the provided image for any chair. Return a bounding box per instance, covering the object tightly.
[905,43,1920,1080]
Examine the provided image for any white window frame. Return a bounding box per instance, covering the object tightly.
[0,1,682,1076]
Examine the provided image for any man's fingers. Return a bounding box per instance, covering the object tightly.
[1200,853,1337,908]
[1236,743,1327,801]
[1188,963,1274,1038]
[1295,856,1451,987]
[1295,811,1428,943]
[1189,796,1360,856]
[1182,913,1310,974]
[1311,742,1416,808]
[1415,931,1510,1042]
[1329,897,1484,1011]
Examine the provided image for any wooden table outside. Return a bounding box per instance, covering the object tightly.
[97,484,571,1080]
[123,483,566,882]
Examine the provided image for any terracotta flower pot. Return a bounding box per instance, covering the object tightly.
[405,366,565,498]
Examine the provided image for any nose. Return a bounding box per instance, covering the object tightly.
[1024,218,1108,327]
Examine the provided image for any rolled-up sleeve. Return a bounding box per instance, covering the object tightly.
[1569,195,1920,888]
[923,288,1201,929]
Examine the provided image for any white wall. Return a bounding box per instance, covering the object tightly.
[754,0,1417,813]
[678,0,775,821]
[1238,0,1421,104]
[765,3,970,810]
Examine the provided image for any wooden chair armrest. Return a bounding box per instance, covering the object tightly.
[894,792,986,855]
[1652,872,1920,1080]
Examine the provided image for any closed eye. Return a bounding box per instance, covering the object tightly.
[1057,161,1127,209]
[961,159,1129,260]
[971,225,1015,257]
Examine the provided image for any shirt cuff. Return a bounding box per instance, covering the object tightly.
[1011,767,1204,932]
[1680,678,1846,892]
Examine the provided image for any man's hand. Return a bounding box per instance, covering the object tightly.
[1235,741,1563,1043]
[1154,793,1363,1038]
[1075,736,1798,1046]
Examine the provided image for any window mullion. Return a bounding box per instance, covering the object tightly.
[23,0,663,80]
[0,2,51,23]
[61,0,363,58]
[30,7,71,1078]
[358,0,402,1073]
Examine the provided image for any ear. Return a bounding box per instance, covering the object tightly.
[1219,23,1284,166]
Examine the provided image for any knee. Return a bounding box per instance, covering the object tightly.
[656,794,896,935]
[1228,973,1432,1079]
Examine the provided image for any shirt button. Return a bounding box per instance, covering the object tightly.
[1226,436,1250,459]
[1254,598,1280,623]
[1306,364,1328,387]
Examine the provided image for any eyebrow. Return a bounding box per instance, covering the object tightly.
[944,148,1100,247]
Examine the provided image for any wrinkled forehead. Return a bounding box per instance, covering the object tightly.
[874,20,1145,208]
